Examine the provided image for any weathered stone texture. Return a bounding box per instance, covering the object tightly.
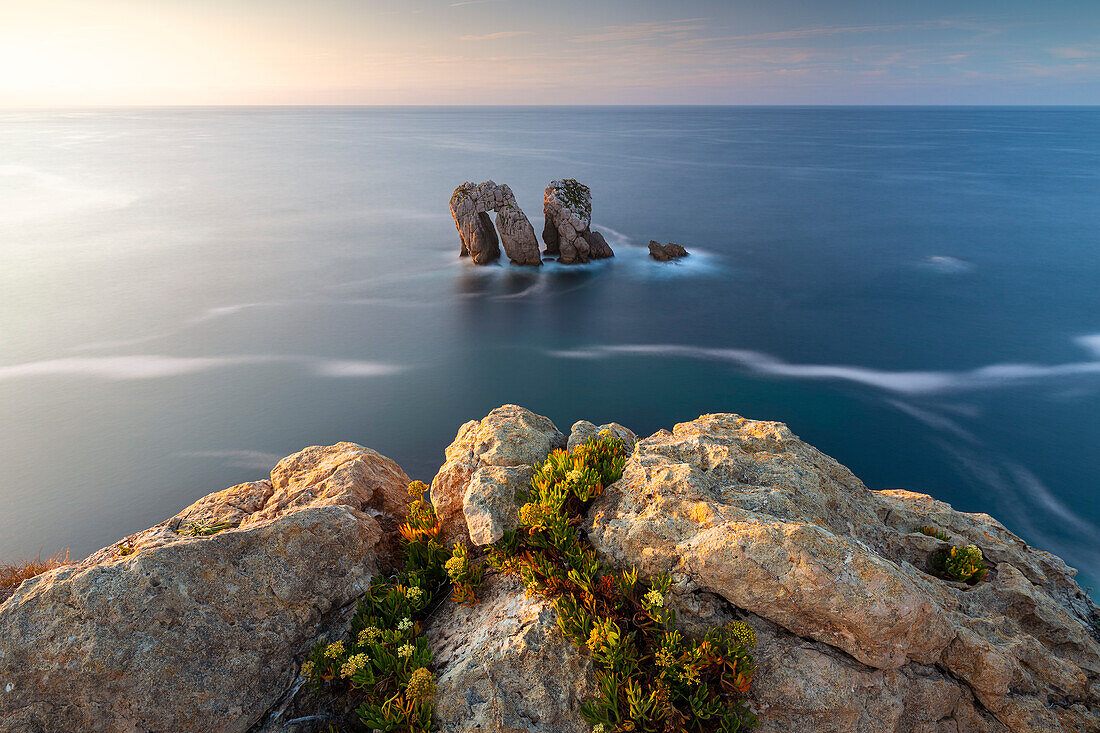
[585,412,1100,732]
[426,573,595,733]
[0,443,410,733]
[542,179,614,264]
[431,404,565,547]
[450,181,541,266]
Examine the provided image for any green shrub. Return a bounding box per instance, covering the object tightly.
[930,544,988,584]
[488,435,759,732]
[179,519,238,537]
[299,479,459,732]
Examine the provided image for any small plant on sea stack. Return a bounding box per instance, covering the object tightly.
[917,525,950,542]
[488,434,759,732]
[930,544,989,584]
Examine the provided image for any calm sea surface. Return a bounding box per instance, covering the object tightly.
[2,107,1098,587]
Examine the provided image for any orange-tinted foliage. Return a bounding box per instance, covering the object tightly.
[0,550,72,602]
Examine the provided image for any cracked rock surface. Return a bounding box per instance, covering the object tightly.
[0,443,410,733]
[585,413,1100,732]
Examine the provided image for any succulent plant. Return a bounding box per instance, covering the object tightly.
[931,543,989,584]
[918,525,950,542]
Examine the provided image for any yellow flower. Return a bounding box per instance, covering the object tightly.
[444,554,467,579]
[324,641,345,659]
[397,617,413,632]
[406,667,437,702]
[519,502,547,527]
[340,653,370,679]
[679,664,700,685]
[407,480,429,498]
[655,647,676,668]
[727,620,757,648]
[398,643,415,658]
[406,586,424,603]
[300,661,314,677]
[358,626,382,645]
[644,588,664,608]
[592,725,607,733]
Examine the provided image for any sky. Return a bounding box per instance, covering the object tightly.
[1,0,1099,106]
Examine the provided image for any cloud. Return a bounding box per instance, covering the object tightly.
[571,19,710,45]
[723,20,958,43]
[0,355,404,382]
[1050,45,1098,60]
[459,31,531,42]
[547,335,1100,396]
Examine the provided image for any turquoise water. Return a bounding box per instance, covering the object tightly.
[1,107,1098,587]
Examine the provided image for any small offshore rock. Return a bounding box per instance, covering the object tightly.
[648,240,689,261]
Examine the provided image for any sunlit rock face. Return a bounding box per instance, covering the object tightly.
[430,404,565,548]
[0,442,410,733]
[450,181,542,266]
[542,179,614,264]
[426,573,596,733]
[585,413,1100,733]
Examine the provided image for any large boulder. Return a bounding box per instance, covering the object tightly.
[585,413,1100,733]
[450,181,541,266]
[463,465,533,546]
[542,179,614,264]
[426,573,595,733]
[0,442,410,733]
[431,405,565,547]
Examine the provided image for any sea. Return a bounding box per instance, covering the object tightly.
[1,106,1098,589]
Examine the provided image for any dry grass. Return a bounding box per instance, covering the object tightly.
[0,550,72,603]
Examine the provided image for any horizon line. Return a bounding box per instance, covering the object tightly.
[4,103,1100,110]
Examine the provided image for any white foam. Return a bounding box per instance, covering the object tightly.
[884,399,977,442]
[312,360,405,378]
[547,337,1100,395]
[919,255,975,274]
[0,355,404,382]
[0,164,136,225]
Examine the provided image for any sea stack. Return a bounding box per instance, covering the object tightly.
[449,181,542,266]
[542,179,614,264]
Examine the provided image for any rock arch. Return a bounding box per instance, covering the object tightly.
[449,181,542,266]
